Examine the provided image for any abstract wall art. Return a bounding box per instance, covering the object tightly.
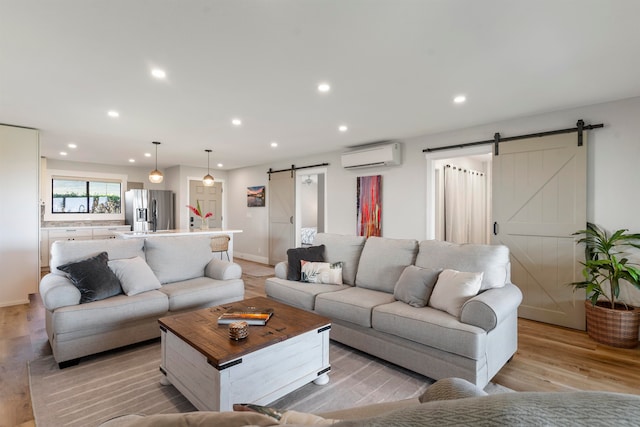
[356,175,381,237]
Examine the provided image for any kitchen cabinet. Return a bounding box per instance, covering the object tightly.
[40,226,131,267]
[0,125,39,305]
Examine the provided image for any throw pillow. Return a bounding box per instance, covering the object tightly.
[301,261,344,285]
[428,269,483,317]
[393,265,442,307]
[57,252,122,303]
[108,256,161,296]
[286,245,325,281]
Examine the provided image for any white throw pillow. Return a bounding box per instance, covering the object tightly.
[428,269,483,317]
[108,256,161,296]
[300,261,343,285]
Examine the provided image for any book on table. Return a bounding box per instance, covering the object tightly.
[217,307,274,325]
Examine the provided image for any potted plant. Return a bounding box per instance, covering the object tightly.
[571,223,640,348]
[187,201,212,230]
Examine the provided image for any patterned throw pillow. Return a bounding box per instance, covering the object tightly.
[300,261,343,285]
[286,245,325,281]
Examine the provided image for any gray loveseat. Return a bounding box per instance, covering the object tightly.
[39,235,245,367]
[265,233,522,388]
[99,377,640,426]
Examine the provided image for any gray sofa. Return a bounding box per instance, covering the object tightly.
[99,377,640,426]
[39,235,245,366]
[265,233,522,388]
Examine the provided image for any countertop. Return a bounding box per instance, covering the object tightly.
[115,229,242,238]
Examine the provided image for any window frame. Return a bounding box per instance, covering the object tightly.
[43,170,127,221]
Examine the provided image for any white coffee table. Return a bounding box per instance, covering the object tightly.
[158,297,331,411]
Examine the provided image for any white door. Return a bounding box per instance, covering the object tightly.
[492,133,586,330]
[269,171,295,265]
[189,180,222,228]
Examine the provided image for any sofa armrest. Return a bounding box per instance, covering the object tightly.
[419,378,487,403]
[274,261,288,279]
[460,283,522,331]
[39,273,81,311]
[205,258,242,280]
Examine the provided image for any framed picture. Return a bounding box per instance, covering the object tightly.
[247,185,265,207]
[356,175,381,237]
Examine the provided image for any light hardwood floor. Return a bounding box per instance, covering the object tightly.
[1,259,639,426]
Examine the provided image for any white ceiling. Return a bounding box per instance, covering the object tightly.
[2,1,640,171]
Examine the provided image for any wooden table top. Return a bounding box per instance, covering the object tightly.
[158,296,331,368]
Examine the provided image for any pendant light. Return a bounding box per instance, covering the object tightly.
[202,149,215,186]
[149,141,164,184]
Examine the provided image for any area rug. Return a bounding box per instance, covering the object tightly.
[29,340,510,426]
[237,260,275,277]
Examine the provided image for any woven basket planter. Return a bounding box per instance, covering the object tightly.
[585,300,640,348]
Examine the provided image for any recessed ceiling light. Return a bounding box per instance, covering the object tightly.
[453,95,467,104]
[338,125,348,132]
[60,151,68,156]
[129,159,135,163]
[108,110,119,118]
[144,152,151,157]
[270,141,278,148]
[68,143,77,149]
[151,68,166,79]
[317,82,331,93]
[231,118,242,126]
[217,163,223,168]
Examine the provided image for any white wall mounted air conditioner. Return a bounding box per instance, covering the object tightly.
[341,142,402,169]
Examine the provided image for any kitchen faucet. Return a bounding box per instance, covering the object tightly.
[150,199,158,232]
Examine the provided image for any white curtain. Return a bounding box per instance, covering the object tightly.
[443,165,487,244]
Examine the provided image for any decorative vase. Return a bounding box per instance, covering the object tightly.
[200,217,209,230]
[584,300,640,348]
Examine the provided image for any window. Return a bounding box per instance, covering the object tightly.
[52,178,122,214]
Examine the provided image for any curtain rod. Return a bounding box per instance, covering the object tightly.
[267,163,329,179]
[423,120,604,155]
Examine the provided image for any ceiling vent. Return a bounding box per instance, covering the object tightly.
[341,142,401,169]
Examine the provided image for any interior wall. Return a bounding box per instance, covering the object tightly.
[226,96,640,306]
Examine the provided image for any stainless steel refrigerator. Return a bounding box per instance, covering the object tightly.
[125,189,174,232]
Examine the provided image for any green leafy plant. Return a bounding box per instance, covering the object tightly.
[572,223,640,309]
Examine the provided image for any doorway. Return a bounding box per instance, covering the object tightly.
[426,145,493,241]
[188,180,223,229]
[295,169,327,247]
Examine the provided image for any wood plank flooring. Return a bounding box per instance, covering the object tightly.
[1,259,639,426]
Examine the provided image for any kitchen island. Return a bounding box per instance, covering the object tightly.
[116,229,242,261]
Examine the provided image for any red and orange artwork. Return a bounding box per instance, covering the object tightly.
[356,175,381,237]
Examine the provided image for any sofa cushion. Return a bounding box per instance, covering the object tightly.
[315,287,396,327]
[144,236,213,284]
[157,276,244,311]
[108,256,161,296]
[286,245,325,281]
[371,301,486,359]
[415,240,510,291]
[429,269,483,318]
[264,277,349,311]
[355,237,418,293]
[301,261,343,284]
[313,233,367,285]
[50,290,168,335]
[58,252,123,303]
[50,238,145,273]
[394,265,442,308]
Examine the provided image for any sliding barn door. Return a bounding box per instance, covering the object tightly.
[493,133,586,330]
[269,171,295,266]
